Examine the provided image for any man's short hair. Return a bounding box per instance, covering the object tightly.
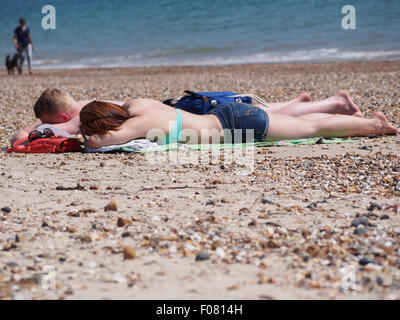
[33,89,74,118]
[19,18,26,25]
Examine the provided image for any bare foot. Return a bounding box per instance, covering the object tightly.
[373,112,400,135]
[335,91,364,118]
[297,92,311,103]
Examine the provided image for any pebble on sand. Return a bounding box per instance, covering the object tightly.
[121,231,132,238]
[105,200,118,212]
[1,206,11,213]
[359,257,375,266]
[353,228,368,236]
[368,202,382,211]
[123,246,136,260]
[215,247,225,259]
[81,235,92,243]
[351,216,369,227]
[67,226,77,233]
[195,251,210,261]
[117,217,132,227]
[261,195,275,205]
[15,234,24,242]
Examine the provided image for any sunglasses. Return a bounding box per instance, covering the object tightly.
[28,128,55,141]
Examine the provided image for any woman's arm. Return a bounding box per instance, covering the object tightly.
[87,116,144,148]
[87,98,164,148]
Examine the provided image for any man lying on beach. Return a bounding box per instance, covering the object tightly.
[78,99,399,149]
[11,89,124,144]
[11,88,367,145]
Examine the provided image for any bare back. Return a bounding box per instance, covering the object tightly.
[87,98,224,147]
[126,98,222,139]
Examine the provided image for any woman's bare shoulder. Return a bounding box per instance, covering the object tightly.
[125,98,163,106]
[123,98,167,116]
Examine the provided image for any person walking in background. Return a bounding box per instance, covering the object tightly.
[13,18,33,74]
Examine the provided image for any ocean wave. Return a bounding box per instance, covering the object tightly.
[178,48,400,66]
[25,48,400,69]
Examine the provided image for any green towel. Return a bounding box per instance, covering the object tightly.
[119,137,360,153]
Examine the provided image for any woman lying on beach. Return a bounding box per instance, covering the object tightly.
[79,94,399,149]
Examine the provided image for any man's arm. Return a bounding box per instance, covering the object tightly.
[10,120,42,145]
[13,31,18,49]
[10,114,81,146]
[48,115,81,135]
[28,33,33,50]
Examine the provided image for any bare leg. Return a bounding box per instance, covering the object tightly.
[263,93,311,110]
[266,111,399,141]
[297,113,334,121]
[17,48,24,74]
[26,45,32,74]
[259,91,364,118]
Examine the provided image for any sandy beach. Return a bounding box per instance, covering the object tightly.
[0,61,400,300]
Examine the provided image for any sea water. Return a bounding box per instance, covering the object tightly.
[0,0,399,69]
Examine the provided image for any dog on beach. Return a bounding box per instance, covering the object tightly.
[5,53,22,75]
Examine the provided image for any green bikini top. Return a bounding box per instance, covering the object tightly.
[158,109,182,145]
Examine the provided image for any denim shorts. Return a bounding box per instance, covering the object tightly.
[207,102,269,143]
